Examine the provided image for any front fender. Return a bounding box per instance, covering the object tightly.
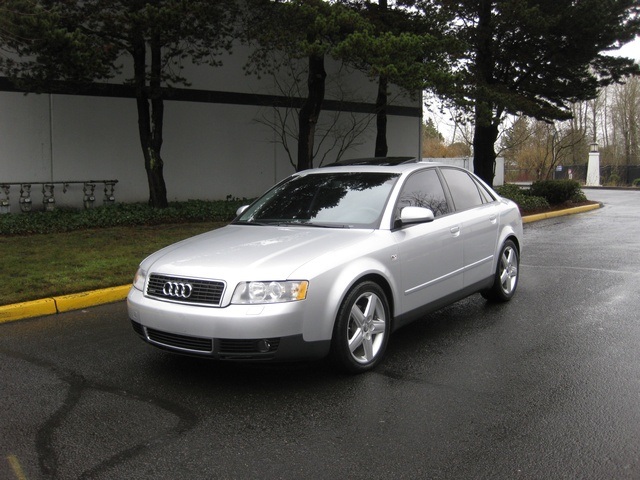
[293,234,400,343]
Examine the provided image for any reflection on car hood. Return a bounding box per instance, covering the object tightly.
[143,224,374,279]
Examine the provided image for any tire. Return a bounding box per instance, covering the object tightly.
[482,239,519,302]
[330,281,390,374]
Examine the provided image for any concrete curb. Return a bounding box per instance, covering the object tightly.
[521,203,602,224]
[0,202,604,324]
[0,285,131,324]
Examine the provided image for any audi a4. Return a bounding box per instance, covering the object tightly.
[127,160,523,373]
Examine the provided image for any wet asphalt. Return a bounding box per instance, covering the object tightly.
[0,189,639,479]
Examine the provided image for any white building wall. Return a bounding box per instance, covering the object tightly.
[1,93,53,182]
[1,52,421,212]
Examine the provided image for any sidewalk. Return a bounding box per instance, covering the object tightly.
[0,203,602,324]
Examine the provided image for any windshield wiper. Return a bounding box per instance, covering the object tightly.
[232,220,270,226]
[277,221,351,229]
[234,219,351,228]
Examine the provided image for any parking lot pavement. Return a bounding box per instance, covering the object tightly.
[1,190,638,479]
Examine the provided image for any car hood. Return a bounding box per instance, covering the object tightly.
[142,225,375,280]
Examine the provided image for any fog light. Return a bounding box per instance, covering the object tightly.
[256,339,271,353]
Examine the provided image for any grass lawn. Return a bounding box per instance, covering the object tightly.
[0,222,226,305]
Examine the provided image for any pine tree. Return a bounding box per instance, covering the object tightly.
[408,0,640,186]
[1,0,238,208]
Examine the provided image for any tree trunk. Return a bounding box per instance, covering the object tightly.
[375,74,388,157]
[297,54,326,171]
[473,101,499,187]
[375,0,389,158]
[132,33,168,208]
[472,0,497,187]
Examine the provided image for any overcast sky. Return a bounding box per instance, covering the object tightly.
[608,37,640,60]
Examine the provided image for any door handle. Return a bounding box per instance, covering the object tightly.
[489,214,498,224]
[450,226,460,236]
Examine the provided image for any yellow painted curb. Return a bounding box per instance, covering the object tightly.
[522,203,601,224]
[55,285,131,313]
[0,298,57,324]
[0,285,131,324]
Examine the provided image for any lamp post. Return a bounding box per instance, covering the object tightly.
[586,142,600,186]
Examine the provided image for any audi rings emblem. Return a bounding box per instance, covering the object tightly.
[163,281,193,298]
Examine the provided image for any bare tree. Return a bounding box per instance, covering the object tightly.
[610,77,640,173]
[502,115,586,180]
[254,61,376,169]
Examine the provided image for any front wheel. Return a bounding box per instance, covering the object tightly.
[482,239,519,302]
[330,281,390,374]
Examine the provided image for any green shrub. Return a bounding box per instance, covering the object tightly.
[0,198,250,235]
[495,184,550,212]
[606,174,621,186]
[513,194,551,212]
[494,183,522,199]
[632,178,640,187]
[529,180,584,205]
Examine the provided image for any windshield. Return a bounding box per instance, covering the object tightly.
[234,172,399,228]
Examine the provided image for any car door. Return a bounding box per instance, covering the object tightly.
[393,168,464,315]
[439,168,500,288]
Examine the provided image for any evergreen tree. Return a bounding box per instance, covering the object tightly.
[337,0,457,157]
[407,0,640,186]
[246,0,455,168]
[1,0,238,208]
[423,118,444,141]
[246,0,369,171]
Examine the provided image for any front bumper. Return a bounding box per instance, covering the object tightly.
[127,288,331,361]
[130,319,330,361]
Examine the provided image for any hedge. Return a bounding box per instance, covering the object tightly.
[0,198,250,235]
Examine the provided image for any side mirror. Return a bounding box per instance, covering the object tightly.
[399,206,435,225]
[236,205,249,216]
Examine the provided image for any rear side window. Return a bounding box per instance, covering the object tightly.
[440,168,485,211]
[396,168,449,218]
[476,180,496,203]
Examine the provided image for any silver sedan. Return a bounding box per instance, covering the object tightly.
[127,161,522,373]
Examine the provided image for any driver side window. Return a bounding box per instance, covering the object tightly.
[395,169,449,221]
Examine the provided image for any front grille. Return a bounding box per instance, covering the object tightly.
[146,327,213,352]
[146,274,225,306]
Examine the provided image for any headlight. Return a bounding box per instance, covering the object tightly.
[231,280,308,304]
[132,268,147,291]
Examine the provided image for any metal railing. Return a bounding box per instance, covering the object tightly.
[0,180,118,214]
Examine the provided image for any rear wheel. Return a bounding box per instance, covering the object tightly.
[330,281,390,373]
[482,239,519,302]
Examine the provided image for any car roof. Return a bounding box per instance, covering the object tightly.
[321,156,418,167]
[308,159,452,175]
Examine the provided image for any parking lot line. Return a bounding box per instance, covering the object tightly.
[7,455,27,480]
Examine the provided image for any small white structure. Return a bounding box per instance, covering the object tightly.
[586,142,601,186]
